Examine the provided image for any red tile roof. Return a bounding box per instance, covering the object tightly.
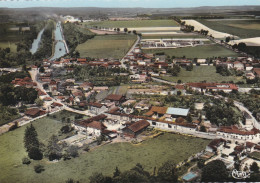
[88,102,103,108]
[208,138,226,151]
[106,94,124,101]
[75,114,107,128]
[219,126,260,136]
[144,106,167,116]
[87,121,107,130]
[253,68,260,76]
[25,108,41,116]
[127,120,150,133]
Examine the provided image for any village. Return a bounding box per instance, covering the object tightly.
[1,6,260,182]
[1,44,260,181]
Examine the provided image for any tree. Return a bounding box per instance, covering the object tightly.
[197,159,205,169]
[66,178,79,183]
[82,144,90,151]
[201,160,228,182]
[115,164,150,183]
[250,162,259,173]
[89,172,112,183]
[237,42,247,52]
[186,63,193,71]
[24,124,43,160]
[66,145,79,158]
[35,98,44,107]
[34,164,45,173]
[157,161,178,182]
[47,135,62,161]
[39,66,45,73]
[186,114,193,123]
[225,36,231,43]
[200,125,207,132]
[113,166,121,178]
[177,91,182,96]
[22,157,31,165]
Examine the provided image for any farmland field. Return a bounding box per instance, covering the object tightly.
[0,123,209,183]
[0,42,17,52]
[84,19,179,28]
[143,44,239,58]
[76,34,136,59]
[160,66,245,83]
[197,19,260,38]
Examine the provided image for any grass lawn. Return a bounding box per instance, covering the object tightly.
[249,151,260,161]
[160,66,245,83]
[84,19,179,28]
[197,19,260,38]
[0,121,209,183]
[143,44,239,58]
[76,34,136,59]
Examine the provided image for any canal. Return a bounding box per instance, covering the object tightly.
[30,28,44,54]
[50,21,68,61]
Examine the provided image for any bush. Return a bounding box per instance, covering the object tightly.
[60,125,72,134]
[22,157,31,165]
[66,145,79,158]
[34,165,45,173]
[82,144,90,152]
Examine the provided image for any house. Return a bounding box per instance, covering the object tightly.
[134,100,151,111]
[93,86,109,93]
[245,64,253,71]
[230,145,246,158]
[206,138,226,153]
[233,61,244,70]
[173,85,186,95]
[166,107,189,118]
[51,102,63,108]
[80,82,94,91]
[245,142,255,152]
[105,94,125,105]
[253,68,260,78]
[123,120,150,138]
[24,108,46,118]
[187,83,238,93]
[217,126,260,141]
[86,121,107,136]
[245,72,255,80]
[73,114,107,134]
[197,59,206,64]
[144,106,168,118]
[11,77,37,88]
[88,102,108,115]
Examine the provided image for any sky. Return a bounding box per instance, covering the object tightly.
[0,0,260,8]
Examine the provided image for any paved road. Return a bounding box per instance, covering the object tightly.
[151,77,176,85]
[120,35,140,68]
[29,69,93,116]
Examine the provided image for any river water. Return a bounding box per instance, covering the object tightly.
[50,21,67,61]
[30,28,44,54]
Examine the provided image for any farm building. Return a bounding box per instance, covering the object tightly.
[123,120,150,138]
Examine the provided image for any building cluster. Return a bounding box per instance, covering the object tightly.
[141,39,205,48]
[215,57,260,80]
